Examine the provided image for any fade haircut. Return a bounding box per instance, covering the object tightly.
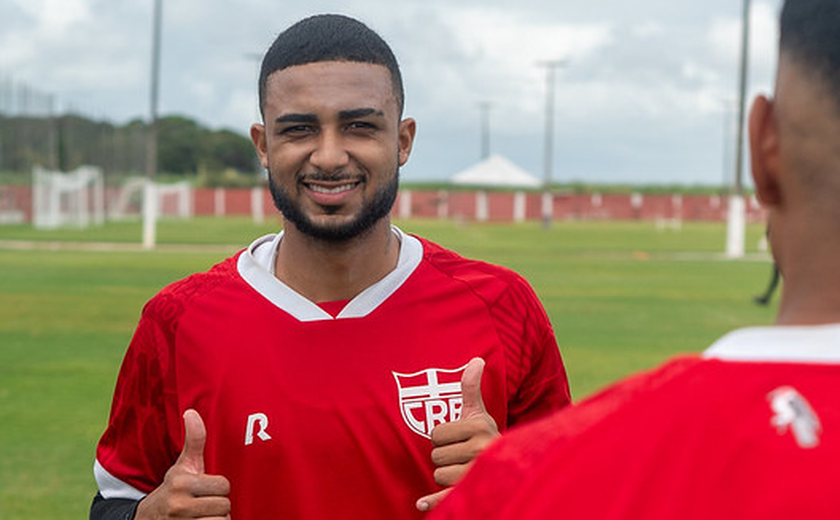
[780,0,840,107]
[258,14,405,118]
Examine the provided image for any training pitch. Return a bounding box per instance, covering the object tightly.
[0,217,776,519]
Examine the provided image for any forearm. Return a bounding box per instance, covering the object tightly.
[90,492,139,520]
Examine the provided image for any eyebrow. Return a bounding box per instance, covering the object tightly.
[274,108,385,126]
[274,113,317,125]
[338,108,384,120]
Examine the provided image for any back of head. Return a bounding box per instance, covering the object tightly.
[780,0,840,103]
[774,0,840,214]
[258,14,404,117]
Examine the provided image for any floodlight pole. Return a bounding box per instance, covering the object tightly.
[478,101,493,160]
[143,0,163,249]
[726,0,750,258]
[539,60,566,229]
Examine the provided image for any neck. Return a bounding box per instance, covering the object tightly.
[274,218,400,303]
[775,228,840,326]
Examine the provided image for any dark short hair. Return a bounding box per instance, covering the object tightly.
[780,0,840,102]
[258,14,405,117]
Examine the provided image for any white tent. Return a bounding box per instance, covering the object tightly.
[451,155,541,188]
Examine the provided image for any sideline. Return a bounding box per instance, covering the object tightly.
[0,239,242,254]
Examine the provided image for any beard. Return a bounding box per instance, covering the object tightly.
[268,169,399,243]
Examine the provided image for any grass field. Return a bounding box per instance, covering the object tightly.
[0,217,777,519]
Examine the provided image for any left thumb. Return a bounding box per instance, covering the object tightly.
[460,357,487,419]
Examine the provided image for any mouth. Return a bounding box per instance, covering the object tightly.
[300,175,364,206]
[305,181,361,195]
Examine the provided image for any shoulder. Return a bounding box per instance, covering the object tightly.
[141,252,243,327]
[501,355,705,461]
[415,235,540,310]
[433,356,706,518]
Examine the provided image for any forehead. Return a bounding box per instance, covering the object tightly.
[263,61,398,117]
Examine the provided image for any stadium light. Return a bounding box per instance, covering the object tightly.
[143,0,163,249]
[538,59,567,230]
[726,0,750,258]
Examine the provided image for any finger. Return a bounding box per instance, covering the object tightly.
[170,474,231,497]
[431,440,481,466]
[433,463,470,487]
[187,496,232,518]
[460,357,487,419]
[178,409,207,474]
[431,415,499,446]
[416,488,451,512]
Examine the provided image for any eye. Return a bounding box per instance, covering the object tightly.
[283,125,310,133]
[277,125,314,138]
[346,121,377,132]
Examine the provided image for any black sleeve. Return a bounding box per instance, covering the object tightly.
[90,493,140,520]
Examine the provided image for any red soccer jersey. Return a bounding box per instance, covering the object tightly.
[430,324,840,520]
[94,228,570,519]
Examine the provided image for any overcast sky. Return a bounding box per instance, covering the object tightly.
[1,0,785,186]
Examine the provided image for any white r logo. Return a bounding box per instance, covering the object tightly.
[245,413,272,446]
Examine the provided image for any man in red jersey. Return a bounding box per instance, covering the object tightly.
[430,1,840,519]
[90,14,570,520]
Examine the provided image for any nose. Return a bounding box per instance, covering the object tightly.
[309,128,350,173]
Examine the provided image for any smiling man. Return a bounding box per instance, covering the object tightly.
[89,14,570,520]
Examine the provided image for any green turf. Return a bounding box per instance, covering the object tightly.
[0,217,777,518]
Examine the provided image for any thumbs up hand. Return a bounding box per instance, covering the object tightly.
[416,358,499,512]
[136,409,232,519]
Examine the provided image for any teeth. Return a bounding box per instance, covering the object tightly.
[309,183,356,194]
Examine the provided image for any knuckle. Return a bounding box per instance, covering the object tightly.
[218,476,232,495]
[430,448,447,466]
[434,465,460,486]
[429,426,448,445]
[168,495,192,516]
[433,467,448,485]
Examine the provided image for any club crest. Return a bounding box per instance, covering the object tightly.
[768,386,822,449]
[393,363,469,439]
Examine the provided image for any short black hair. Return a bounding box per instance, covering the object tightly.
[780,0,840,103]
[258,14,405,117]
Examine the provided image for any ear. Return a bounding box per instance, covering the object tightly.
[250,123,269,169]
[397,117,417,166]
[748,95,782,207]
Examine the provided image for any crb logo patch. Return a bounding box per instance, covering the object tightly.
[393,363,468,439]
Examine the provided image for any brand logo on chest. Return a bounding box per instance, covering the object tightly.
[244,412,272,446]
[392,364,468,438]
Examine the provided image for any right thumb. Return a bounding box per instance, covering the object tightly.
[178,409,206,474]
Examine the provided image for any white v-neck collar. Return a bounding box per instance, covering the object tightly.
[237,226,423,321]
[703,323,840,364]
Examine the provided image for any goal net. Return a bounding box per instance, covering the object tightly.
[31,165,105,229]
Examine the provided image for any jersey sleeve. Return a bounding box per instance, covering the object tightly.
[94,295,182,499]
[491,273,571,426]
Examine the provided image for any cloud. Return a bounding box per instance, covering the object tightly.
[9,0,92,34]
[0,0,785,185]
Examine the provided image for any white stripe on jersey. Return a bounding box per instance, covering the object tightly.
[94,459,147,500]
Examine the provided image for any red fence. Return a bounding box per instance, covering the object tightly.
[0,185,766,225]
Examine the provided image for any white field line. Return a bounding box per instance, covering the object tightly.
[0,239,242,254]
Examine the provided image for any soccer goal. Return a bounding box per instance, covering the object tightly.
[109,177,193,220]
[31,165,105,229]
